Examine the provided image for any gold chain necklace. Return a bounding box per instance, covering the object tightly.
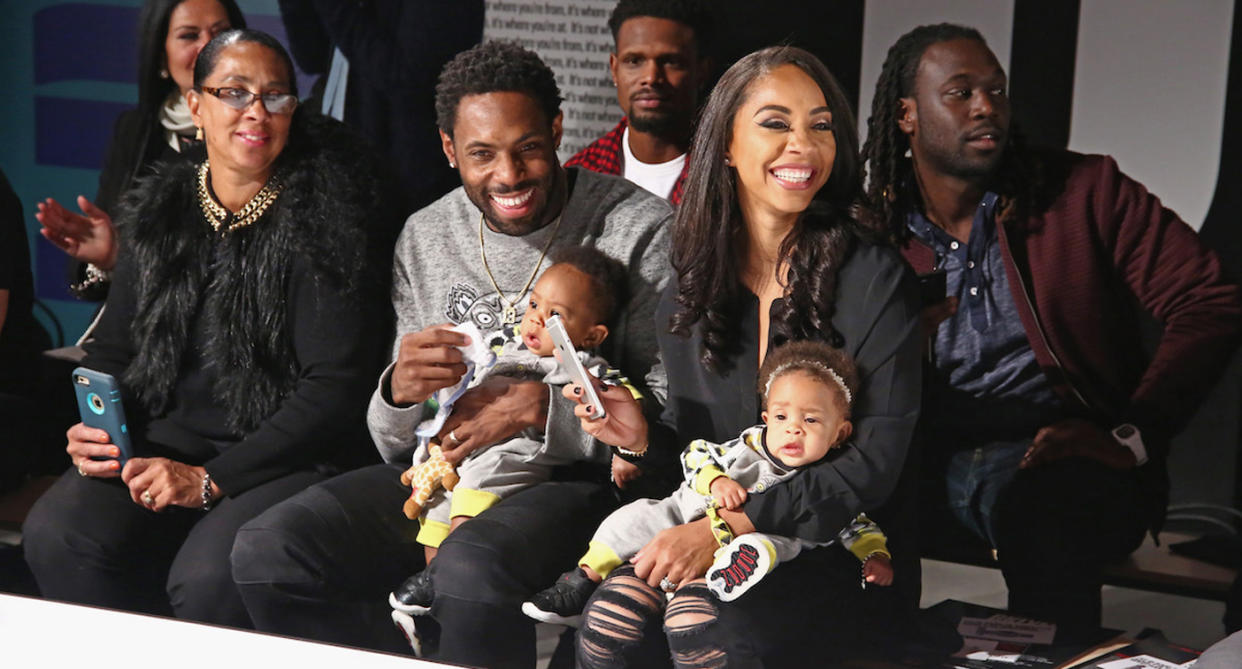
[197,160,284,235]
[478,210,564,325]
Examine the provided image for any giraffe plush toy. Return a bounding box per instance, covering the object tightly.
[400,444,460,520]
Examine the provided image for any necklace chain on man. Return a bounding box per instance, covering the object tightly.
[478,211,564,324]
[197,160,283,235]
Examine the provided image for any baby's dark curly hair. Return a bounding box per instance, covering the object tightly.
[547,246,628,326]
[435,40,562,137]
[607,0,714,54]
[757,341,859,417]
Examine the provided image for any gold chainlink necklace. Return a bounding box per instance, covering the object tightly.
[478,210,564,325]
[197,160,283,234]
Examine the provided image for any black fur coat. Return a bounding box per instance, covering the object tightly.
[114,113,397,433]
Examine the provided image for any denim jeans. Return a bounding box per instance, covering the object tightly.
[924,439,1149,637]
[941,439,1028,547]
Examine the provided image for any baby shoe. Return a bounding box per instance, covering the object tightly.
[707,534,776,601]
[389,569,434,615]
[522,567,598,627]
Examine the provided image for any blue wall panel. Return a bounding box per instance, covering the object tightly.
[33,4,139,85]
[34,97,129,170]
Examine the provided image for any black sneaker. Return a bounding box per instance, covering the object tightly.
[521,567,598,627]
[389,570,434,615]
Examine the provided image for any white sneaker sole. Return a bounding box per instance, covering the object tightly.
[521,601,583,628]
[390,609,424,657]
[389,591,432,616]
[707,534,773,602]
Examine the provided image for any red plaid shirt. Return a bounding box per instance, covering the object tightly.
[565,118,688,205]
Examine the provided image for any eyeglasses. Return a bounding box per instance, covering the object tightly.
[199,86,298,114]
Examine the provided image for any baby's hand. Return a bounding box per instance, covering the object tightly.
[710,477,747,510]
[862,553,893,587]
[611,455,643,489]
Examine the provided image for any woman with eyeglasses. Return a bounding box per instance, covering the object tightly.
[23,29,398,628]
[36,0,246,302]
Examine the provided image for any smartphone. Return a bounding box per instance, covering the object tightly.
[546,315,605,420]
[917,270,948,306]
[72,367,134,465]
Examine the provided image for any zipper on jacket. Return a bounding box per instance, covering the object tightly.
[1004,236,1094,412]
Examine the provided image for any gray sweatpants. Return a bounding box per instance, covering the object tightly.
[591,484,803,566]
[424,436,555,527]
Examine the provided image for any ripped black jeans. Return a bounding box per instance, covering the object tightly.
[575,546,879,669]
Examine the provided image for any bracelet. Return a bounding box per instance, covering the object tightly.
[613,442,647,464]
[69,263,112,298]
[200,473,215,511]
[704,504,735,548]
[859,550,889,590]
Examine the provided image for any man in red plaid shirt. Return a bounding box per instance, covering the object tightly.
[565,0,711,205]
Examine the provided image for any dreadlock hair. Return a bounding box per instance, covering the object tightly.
[860,23,1041,243]
[757,340,859,418]
[547,246,628,327]
[434,41,563,137]
[607,0,714,56]
[669,46,866,373]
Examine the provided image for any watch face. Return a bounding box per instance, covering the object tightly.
[1115,425,1136,439]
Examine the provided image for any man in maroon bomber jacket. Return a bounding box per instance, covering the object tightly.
[861,23,1242,637]
[565,0,711,205]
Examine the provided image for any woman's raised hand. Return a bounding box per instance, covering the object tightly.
[36,196,118,269]
[561,373,648,452]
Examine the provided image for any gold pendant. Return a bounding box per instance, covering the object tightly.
[503,304,517,324]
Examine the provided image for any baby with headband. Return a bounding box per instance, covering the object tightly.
[523,340,893,627]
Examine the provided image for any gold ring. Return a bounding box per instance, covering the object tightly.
[77,463,87,477]
[141,490,155,506]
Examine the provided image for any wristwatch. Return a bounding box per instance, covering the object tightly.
[1111,424,1148,466]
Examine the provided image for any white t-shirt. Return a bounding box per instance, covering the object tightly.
[621,126,686,201]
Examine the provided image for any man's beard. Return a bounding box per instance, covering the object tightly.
[629,110,683,139]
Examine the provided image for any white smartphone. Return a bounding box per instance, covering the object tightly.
[546,314,605,420]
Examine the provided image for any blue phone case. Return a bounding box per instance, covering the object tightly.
[72,367,134,465]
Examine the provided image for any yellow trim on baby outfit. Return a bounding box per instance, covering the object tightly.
[416,518,451,548]
[449,487,502,519]
[845,529,890,562]
[580,541,625,579]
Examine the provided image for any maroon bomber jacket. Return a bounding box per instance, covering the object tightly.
[901,150,1242,465]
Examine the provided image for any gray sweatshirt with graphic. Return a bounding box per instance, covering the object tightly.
[367,167,672,464]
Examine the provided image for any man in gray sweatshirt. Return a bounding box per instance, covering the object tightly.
[232,41,672,666]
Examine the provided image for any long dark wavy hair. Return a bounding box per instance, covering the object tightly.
[131,0,246,181]
[860,23,1042,243]
[670,46,866,372]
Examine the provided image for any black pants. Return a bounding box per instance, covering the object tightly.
[231,462,614,667]
[22,466,325,626]
[923,447,1150,636]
